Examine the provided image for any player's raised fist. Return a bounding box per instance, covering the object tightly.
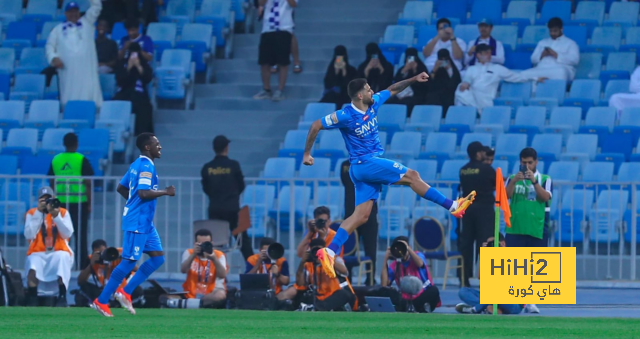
[302,153,314,166]
[415,72,429,82]
[165,185,176,196]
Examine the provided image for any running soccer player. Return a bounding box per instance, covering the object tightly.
[302,73,476,278]
[91,133,176,317]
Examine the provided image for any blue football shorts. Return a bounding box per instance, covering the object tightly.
[121,227,163,261]
[349,157,408,206]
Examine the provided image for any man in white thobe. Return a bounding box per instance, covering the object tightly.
[455,44,545,112]
[609,67,640,119]
[464,18,505,66]
[46,0,103,108]
[519,17,580,81]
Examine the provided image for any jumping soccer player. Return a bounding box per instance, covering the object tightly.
[302,73,476,278]
[91,133,176,317]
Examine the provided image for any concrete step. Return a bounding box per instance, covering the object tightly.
[156,121,298,138]
[293,21,391,35]
[296,0,404,9]
[194,97,312,111]
[214,70,324,85]
[232,45,368,65]
[232,33,383,50]
[215,58,330,73]
[194,83,323,100]
[293,8,400,22]
[155,109,301,123]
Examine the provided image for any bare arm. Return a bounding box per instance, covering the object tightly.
[286,0,297,7]
[137,185,175,200]
[422,36,439,58]
[450,39,463,60]
[533,183,551,202]
[77,263,94,285]
[296,232,313,258]
[295,259,307,287]
[304,120,323,154]
[387,76,417,96]
[258,0,267,5]
[334,258,348,276]
[117,184,130,200]
[209,254,227,279]
[506,177,517,199]
[180,252,197,274]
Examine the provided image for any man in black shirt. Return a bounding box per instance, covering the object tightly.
[201,135,253,260]
[457,142,495,287]
[96,19,119,74]
[340,159,378,285]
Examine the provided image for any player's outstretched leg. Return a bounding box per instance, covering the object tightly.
[395,169,476,218]
[118,254,165,315]
[92,259,137,317]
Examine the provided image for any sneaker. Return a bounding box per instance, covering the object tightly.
[524,304,540,314]
[271,89,284,101]
[55,296,68,307]
[91,299,113,317]
[316,247,336,278]
[451,190,476,218]
[253,89,272,100]
[115,288,136,315]
[455,303,474,314]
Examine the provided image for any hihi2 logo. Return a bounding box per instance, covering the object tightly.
[479,247,576,304]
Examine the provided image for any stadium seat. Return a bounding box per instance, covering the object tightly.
[379,25,414,65]
[544,107,582,145]
[549,161,580,183]
[477,106,511,132]
[621,27,640,62]
[601,79,631,107]
[268,186,311,231]
[0,48,15,74]
[0,182,32,215]
[0,155,18,175]
[600,52,636,88]
[408,159,438,182]
[377,104,407,138]
[491,26,518,51]
[556,189,594,243]
[518,26,548,52]
[419,132,457,171]
[415,25,438,49]
[99,73,116,101]
[160,0,196,34]
[589,190,628,243]
[278,130,308,170]
[59,100,95,130]
[495,134,527,167]
[78,128,110,160]
[307,186,344,219]
[494,81,532,108]
[509,106,546,144]
[562,79,602,116]
[531,134,563,163]
[502,1,536,36]
[1,128,38,164]
[579,162,614,191]
[22,0,56,31]
[435,0,467,22]
[563,25,589,50]
[40,128,74,154]
[196,0,232,48]
[454,25,479,45]
[37,21,60,47]
[379,186,417,239]
[624,191,640,243]
[595,153,625,174]
[560,134,598,170]
[15,48,47,75]
[146,23,177,62]
[0,1,22,28]
[614,107,640,154]
[572,1,605,36]
[575,53,603,80]
[604,1,639,29]
[177,23,214,72]
[21,153,53,175]
[399,1,433,26]
[298,103,335,129]
[260,157,296,188]
[440,159,466,184]
[379,131,388,148]
[468,0,501,24]
[242,184,276,237]
[537,0,571,25]
[405,105,442,137]
[155,49,193,102]
[0,101,25,136]
[579,107,616,147]
[95,101,132,153]
[386,132,422,163]
[313,130,348,168]
[24,100,59,136]
[2,21,38,58]
[297,157,331,183]
[10,74,45,110]
[454,133,492,159]
[584,27,622,59]
[529,79,566,111]
[439,106,476,144]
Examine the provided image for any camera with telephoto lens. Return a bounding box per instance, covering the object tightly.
[266,243,284,264]
[314,218,327,229]
[44,197,61,212]
[390,239,408,260]
[199,241,214,255]
[97,247,120,265]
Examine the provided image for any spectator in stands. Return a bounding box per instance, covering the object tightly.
[245,238,290,299]
[357,43,394,93]
[253,0,297,101]
[483,146,495,166]
[114,42,154,135]
[425,49,461,116]
[320,45,358,110]
[340,159,378,285]
[24,187,74,307]
[464,18,505,66]
[388,47,429,116]
[381,236,440,313]
[201,135,253,260]
[96,19,119,74]
[119,18,154,62]
[458,142,495,287]
[167,229,227,309]
[296,206,343,258]
[609,67,640,119]
[48,133,94,266]
[423,18,466,72]
[46,0,103,108]
[75,239,142,307]
[519,17,579,81]
[456,233,524,314]
[455,44,545,112]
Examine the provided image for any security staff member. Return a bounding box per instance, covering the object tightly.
[48,132,94,266]
[341,159,378,286]
[200,135,253,260]
[457,141,495,287]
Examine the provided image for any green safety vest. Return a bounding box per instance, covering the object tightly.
[507,173,551,240]
[51,152,87,203]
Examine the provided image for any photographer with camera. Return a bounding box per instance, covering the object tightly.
[245,237,290,296]
[381,236,440,313]
[169,229,227,309]
[296,206,343,259]
[76,239,142,307]
[24,187,74,307]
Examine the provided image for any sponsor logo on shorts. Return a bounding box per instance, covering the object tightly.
[134,246,140,256]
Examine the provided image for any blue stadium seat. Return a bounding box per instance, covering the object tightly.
[439,159,466,196]
[379,131,388,148]
[0,155,18,174]
[37,21,60,47]
[95,101,132,153]
[0,101,25,135]
[1,128,38,164]
[601,79,630,106]
[24,100,59,136]
[604,2,639,29]
[624,191,640,243]
[509,106,546,144]
[614,107,640,155]
[543,107,581,145]
[307,186,344,219]
[0,2,22,28]
[563,25,589,50]
[99,73,116,101]
[399,1,433,26]
[584,27,622,59]
[575,53,603,80]
[407,159,438,182]
[517,25,548,52]
[595,153,625,174]
[242,184,276,237]
[377,104,407,138]
[2,21,37,58]
[493,159,510,173]
[531,134,563,163]
[313,130,348,168]
[386,132,422,163]
[419,132,457,171]
[621,27,640,62]
[415,25,438,49]
[405,105,442,137]
[560,134,598,169]
[439,106,476,144]
[537,0,571,25]
[260,158,296,188]
[59,100,96,130]
[269,186,311,231]
[78,128,110,159]
[15,48,47,75]
[10,74,45,110]
[494,81,532,108]
[572,1,605,36]
[160,0,196,34]
[455,133,492,159]
[556,189,594,243]
[495,133,527,167]
[196,0,232,48]
[562,79,602,116]
[549,161,580,183]
[0,48,16,74]
[502,1,536,36]
[298,103,335,129]
[379,26,414,65]
[379,186,417,239]
[0,182,32,217]
[155,49,193,100]
[529,79,566,111]
[477,106,511,131]
[297,157,331,181]
[177,23,214,72]
[454,25,479,45]
[20,153,53,175]
[40,128,74,154]
[579,162,614,191]
[579,107,616,147]
[435,0,467,22]
[278,130,308,170]
[589,190,628,243]
[491,26,518,51]
[600,52,636,88]
[468,0,502,24]
[146,23,177,62]
[22,0,56,31]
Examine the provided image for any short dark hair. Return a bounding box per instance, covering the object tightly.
[547,17,563,29]
[520,147,538,160]
[136,132,156,152]
[436,18,451,28]
[63,132,78,149]
[313,206,331,219]
[194,228,212,241]
[91,239,107,250]
[467,141,484,159]
[347,78,368,99]
[259,237,275,248]
[124,18,139,30]
[309,238,326,248]
[475,43,492,54]
[392,236,409,244]
[484,146,495,157]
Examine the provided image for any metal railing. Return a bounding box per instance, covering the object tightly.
[0,175,637,281]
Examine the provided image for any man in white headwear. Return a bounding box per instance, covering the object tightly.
[455,44,545,112]
[609,67,640,119]
[46,0,103,108]
[519,17,580,81]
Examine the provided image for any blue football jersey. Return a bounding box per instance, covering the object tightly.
[320,90,390,164]
[119,156,159,233]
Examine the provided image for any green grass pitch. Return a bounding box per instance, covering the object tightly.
[1,308,639,338]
